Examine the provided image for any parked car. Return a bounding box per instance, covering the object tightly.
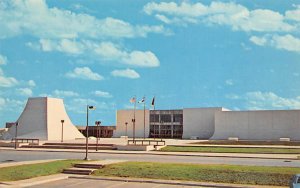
[290,174,300,188]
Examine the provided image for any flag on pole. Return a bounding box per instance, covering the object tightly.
[138,96,145,103]
[151,97,155,106]
[130,97,136,103]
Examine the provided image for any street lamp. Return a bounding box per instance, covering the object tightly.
[14,122,18,149]
[95,121,101,151]
[84,105,96,160]
[61,120,64,143]
[132,118,136,142]
[125,122,128,137]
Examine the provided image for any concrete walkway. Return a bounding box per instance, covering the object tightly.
[1,146,299,160]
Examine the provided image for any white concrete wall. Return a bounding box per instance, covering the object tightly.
[47,98,84,140]
[212,110,300,140]
[8,97,48,139]
[183,108,223,139]
[8,97,84,141]
[114,109,149,138]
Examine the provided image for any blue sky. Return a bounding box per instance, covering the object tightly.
[1,0,300,127]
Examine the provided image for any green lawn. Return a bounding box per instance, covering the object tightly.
[160,146,300,154]
[193,140,300,146]
[0,160,81,181]
[93,161,299,186]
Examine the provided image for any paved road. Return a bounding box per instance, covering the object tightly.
[1,150,300,167]
[29,178,205,188]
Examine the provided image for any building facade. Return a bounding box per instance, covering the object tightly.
[77,126,115,138]
[149,110,183,138]
[114,108,300,140]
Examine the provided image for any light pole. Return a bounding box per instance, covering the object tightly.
[84,105,96,160]
[125,122,128,137]
[143,101,145,139]
[132,118,135,142]
[61,120,64,142]
[95,121,101,151]
[14,122,18,149]
[160,120,163,141]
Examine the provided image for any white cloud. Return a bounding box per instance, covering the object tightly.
[271,34,300,53]
[33,40,160,67]
[246,91,300,110]
[39,39,83,54]
[144,1,295,32]
[16,88,33,96]
[0,68,19,87]
[53,90,79,97]
[285,7,300,21]
[111,69,140,79]
[0,54,7,65]
[65,67,104,80]
[123,51,159,67]
[66,98,111,114]
[250,34,300,53]
[94,42,160,67]
[0,97,25,111]
[225,79,234,86]
[28,80,36,87]
[225,94,240,100]
[0,1,168,40]
[249,36,267,46]
[226,91,300,110]
[93,90,113,98]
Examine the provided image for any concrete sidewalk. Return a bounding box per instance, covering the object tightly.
[1,146,299,160]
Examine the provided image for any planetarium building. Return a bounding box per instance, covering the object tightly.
[114,107,300,141]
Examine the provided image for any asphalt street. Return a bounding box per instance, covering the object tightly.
[1,149,300,167]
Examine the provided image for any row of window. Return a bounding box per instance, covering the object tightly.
[150,114,183,123]
[149,124,183,138]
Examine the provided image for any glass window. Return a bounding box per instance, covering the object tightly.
[150,114,159,122]
[161,114,171,122]
[173,114,183,122]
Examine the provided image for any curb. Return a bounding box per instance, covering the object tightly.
[68,175,282,188]
[0,147,298,160]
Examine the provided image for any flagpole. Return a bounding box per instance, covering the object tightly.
[133,98,136,142]
[143,101,145,139]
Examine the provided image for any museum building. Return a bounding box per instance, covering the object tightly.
[114,107,300,141]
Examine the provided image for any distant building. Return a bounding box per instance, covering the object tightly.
[77,126,115,138]
[115,108,300,141]
[5,122,15,129]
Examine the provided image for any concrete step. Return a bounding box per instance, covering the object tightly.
[20,145,117,150]
[43,143,114,146]
[62,167,96,175]
[74,163,104,169]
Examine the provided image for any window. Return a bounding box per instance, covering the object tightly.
[173,114,183,122]
[161,114,171,122]
[150,114,159,122]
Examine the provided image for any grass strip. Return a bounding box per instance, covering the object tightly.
[93,161,299,186]
[160,146,300,154]
[0,159,81,181]
[193,140,300,146]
